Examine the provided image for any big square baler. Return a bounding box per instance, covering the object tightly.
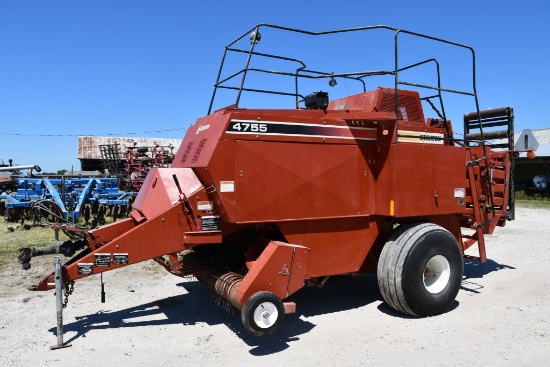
[18,24,530,337]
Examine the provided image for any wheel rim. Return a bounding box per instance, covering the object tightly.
[422,255,451,294]
[253,302,279,329]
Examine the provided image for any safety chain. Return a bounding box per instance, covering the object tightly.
[62,281,75,308]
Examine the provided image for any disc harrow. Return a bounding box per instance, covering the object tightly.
[0,176,132,225]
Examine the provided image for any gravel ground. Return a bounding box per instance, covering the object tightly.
[1,206,549,366]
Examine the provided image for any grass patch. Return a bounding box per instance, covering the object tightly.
[0,223,71,268]
[0,217,160,292]
[0,215,114,253]
[0,225,66,253]
[516,200,550,209]
[515,190,550,201]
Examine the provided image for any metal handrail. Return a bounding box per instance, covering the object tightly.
[208,24,479,128]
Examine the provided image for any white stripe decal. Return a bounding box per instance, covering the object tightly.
[226,131,377,141]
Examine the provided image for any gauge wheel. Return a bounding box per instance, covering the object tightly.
[241,291,285,336]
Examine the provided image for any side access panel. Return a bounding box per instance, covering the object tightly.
[278,216,385,278]
[376,143,468,217]
[234,140,372,222]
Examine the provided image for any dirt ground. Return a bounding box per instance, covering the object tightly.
[1,206,549,366]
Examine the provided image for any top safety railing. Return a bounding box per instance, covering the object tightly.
[207,24,485,144]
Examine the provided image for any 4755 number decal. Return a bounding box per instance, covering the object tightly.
[225,119,378,141]
[228,121,268,133]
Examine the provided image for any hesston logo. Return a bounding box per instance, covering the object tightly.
[196,124,210,134]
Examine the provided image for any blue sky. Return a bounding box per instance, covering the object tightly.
[1,1,548,172]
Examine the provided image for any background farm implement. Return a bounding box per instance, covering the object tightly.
[0,176,132,225]
[98,141,176,191]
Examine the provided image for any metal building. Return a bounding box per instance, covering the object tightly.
[506,128,550,191]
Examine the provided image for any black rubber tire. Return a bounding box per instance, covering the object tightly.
[377,222,463,316]
[241,291,285,336]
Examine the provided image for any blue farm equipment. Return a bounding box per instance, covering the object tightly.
[0,160,41,193]
[0,176,132,225]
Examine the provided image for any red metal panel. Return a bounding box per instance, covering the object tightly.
[280,216,385,278]
[327,90,380,111]
[325,88,424,124]
[378,88,425,122]
[133,167,203,219]
[233,241,308,305]
[183,231,222,245]
[192,139,237,223]
[374,141,468,217]
[234,140,372,222]
[87,218,136,244]
[390,143,467,217]
[173,109,228,169]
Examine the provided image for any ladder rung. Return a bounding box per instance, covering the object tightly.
[491,169,505,179]
[492,183,505,193]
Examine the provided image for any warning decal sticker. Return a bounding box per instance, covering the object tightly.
[94,253,111,267]
[197,201,214,211]
[220,181,234,193]
[78,263,93,275]
[113,253,129,265]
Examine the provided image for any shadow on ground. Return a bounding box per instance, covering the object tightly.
[53,259,513,354]
[461,259,515,294]
[53,275,382,355]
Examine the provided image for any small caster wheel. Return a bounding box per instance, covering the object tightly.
[241,291,285,336]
